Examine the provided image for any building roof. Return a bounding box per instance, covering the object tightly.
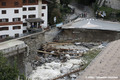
[25,18,44,23]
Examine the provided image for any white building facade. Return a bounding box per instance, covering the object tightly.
[41,3,48,27]
[0,0,48,39]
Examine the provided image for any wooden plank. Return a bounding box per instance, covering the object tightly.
[37,50,58,56]
[52,67,85,80]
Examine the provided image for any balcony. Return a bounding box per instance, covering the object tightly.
[0,21,23,26]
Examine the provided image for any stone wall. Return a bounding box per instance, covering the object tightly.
[19,32,45,54]
[55,29,120,42]
[98,0,120,10]
[7,50,26,75]
[19,28,60,54]
[105,0,120,10]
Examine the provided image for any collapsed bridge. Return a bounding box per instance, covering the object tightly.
[55,19,120,42]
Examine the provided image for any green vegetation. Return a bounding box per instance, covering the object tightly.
[76,0,96,5]
[92,1,99,12]
[48,0,72,25]
[0,52,19,80]
[98,6,120,21]
[82,49,101,69]
[60,0,71,7]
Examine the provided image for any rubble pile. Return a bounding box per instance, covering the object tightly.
[29,59,86,80]
[29,42,107,80]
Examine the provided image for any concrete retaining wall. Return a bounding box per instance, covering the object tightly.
[7,53,26,75]
[55,29,120,42]
[18,27,60,54]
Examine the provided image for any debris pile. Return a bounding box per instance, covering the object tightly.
[29,59,86,80]
[29,42,107,80]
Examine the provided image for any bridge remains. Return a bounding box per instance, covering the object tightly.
[55,19,120,42]
[0,27,60,76]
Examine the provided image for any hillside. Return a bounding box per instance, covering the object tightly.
[98,0,120,10]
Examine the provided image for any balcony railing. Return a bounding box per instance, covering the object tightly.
[0,21,23,26]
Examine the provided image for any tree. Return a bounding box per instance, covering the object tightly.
[49,8,62,24]
[48,0,72,25]
[76,0,96,5]
[60,0,71,6]
[0,52,19,80]
[48,0,63,25]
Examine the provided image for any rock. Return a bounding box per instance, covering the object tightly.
[60,67,69,74]
[70,74,77,78]
[98,44,104,49]
[72,64,80,70]
[45,62,61,70]
[65,54,71,60]
[68,59,83,65]
[74,42,81,46]
[62,63,73,69]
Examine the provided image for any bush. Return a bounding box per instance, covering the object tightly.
[0,52,19,80]
[98,6,120,21]
[82,49,101,64]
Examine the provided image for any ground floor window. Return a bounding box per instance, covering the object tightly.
[23,30,27,33]
[23,23,27,26]
[0,35,9,39]
[15,33,19,38]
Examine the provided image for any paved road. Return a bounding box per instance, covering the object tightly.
[69,1,95,18]
[66,1,95,21]
[62,18,120,31]
[76,40,120,80]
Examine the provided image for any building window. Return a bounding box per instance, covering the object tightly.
[0,27,9,31]
[23,23,27,26]
[28,0,36,3]
[2,10,6,14]
[42,21,44,24]
[14,2,19,6]
[42,13,44,17]
[13,18,21,22]
[1,2,6,6]
[14,10,19,13]
[0,19,9,22]
[23,30,27,33]
[42,6,46,9]
[0,35,9,39]
[23,0,26,3]
[15,33,19,37]
[23,7,27,11]
[13,26,21,30]
[2,19,8,22]
[28,15,36,18]
[28,7,36,11]
[23,15,27,19]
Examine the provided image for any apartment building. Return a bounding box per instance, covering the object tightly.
[0,0,48,39]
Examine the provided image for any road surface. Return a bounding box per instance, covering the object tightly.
[62,18,120,31]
